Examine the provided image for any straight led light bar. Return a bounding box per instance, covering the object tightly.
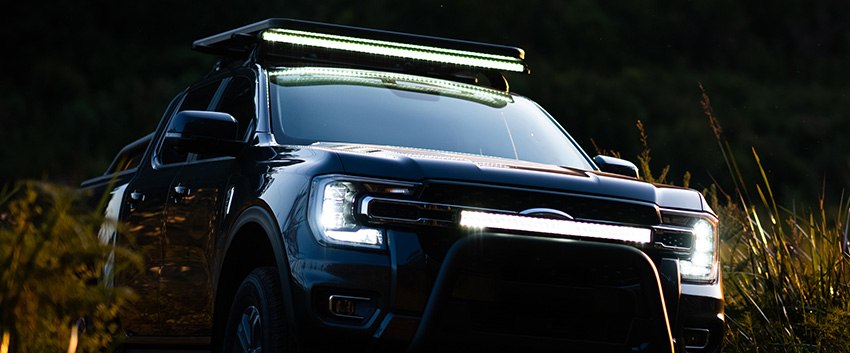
[460,210,652,243]
[261,28,527,73]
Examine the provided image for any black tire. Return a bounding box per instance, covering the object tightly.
[222,266,289,353]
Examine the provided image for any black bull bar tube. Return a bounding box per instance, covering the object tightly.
[406,233,675,353]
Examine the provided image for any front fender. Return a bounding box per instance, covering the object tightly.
[213,205,300,349]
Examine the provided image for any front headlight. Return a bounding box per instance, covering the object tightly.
[309,175,416,249]
[680,219,718,282]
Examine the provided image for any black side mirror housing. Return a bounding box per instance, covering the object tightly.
[593,155,640,179]
[165,110,245,156]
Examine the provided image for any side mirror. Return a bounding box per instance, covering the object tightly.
[165,110,245,156]
[593,155,640,179]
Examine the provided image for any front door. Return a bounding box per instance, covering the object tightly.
[158,73,256,335]
[120,156,183,335]
[160,157,237,335]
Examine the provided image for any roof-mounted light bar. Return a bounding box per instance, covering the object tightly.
[460,210,652,244]
[193,19,530,77]
[261,29,526,73]
[269,67,513,107]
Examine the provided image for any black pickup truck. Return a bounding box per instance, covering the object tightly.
[81,19,723,353]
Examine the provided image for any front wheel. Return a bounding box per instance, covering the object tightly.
[222,267,289,353]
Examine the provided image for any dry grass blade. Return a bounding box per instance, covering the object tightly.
[697,83,850,352]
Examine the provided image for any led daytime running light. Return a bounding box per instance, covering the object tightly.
[262,29,526,73]
[325,229,382,246]
[460,211,652,243]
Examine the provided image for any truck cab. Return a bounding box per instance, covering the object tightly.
[82,19,723,353]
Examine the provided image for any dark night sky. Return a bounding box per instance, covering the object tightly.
[3,0,849,211]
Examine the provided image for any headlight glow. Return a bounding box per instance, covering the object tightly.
[325,229,383,245]
[311,179,384,248]
[309,175,417,249]
[321,182,354,230]
[681,219,717,282]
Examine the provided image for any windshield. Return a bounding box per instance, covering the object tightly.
[268,67,593,169]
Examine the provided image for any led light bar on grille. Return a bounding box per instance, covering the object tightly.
[261,28,527,73]
[460,210,652,243]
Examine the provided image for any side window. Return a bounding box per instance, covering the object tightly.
[178,81,220,112]
[113,147,145,173]
[194,76,256,161]
[106,133,153,175]
[214,76,256,140]
[159,81,221,165]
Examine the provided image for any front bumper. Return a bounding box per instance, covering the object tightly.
[286,226,722,352]
[406,232,675,353]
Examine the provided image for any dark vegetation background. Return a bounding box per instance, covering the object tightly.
[2,0,849,210]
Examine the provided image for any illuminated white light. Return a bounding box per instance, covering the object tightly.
[460,211,651,243]
[262,29,526,73]
[681,219,716,280]
[270,67,513,104]
[315,180,384,248]
[326,229,383,246]
[321,183,351,229]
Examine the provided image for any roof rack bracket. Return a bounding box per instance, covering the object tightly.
[482,71,509,92]
[193,19,529,86]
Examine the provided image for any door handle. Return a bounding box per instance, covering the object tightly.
[130,191,145,202]
[173,185,191,197]
[128,190,145,211]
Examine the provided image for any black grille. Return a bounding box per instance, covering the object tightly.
[420,182,660,226]
[369,202,421,220]
[655,230,694,250]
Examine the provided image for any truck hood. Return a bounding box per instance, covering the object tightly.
[307,143,712,213]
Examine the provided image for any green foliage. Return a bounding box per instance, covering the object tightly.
[598,120,690,188]
[633,84,850,351]
[635,119,670,185]
[702,86,850,352]
[714,155,850,352]
[0,181,139,353]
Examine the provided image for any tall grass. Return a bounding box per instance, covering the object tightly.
[0,181,139,353]
[701,84,850,352]
[624,83,850,351]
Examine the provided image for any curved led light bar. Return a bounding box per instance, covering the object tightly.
[460,210,652,243]
[261,29,526,73]
[270,67,513,106]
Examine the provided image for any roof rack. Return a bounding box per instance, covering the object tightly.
[193,19,529,88]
